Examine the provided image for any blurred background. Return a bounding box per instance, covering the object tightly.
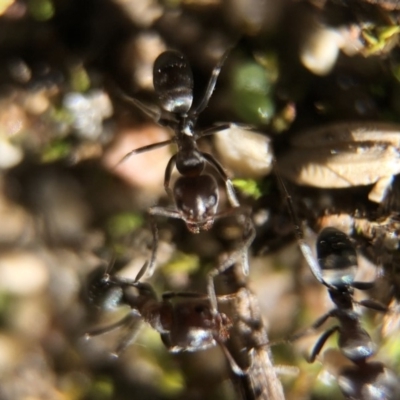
[0,0,400,399]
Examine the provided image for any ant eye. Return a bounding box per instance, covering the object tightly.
[153,50,194,114]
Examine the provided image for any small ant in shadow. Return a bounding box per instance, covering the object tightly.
[275,172,400,398]
[115,48,254,275]
[290,226,387,364]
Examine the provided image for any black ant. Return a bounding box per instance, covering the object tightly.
[291,226,389,364]
[115,48,254,274]
[274,171,388,364]
[84,259,248,376]
[272,171,400,400]
[338,360,400,400]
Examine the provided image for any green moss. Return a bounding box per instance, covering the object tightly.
[231,59,276,124]
[232,178,264,199]
[107,212,144,238]
[87,376,114,400]
[28,0,54,21]
[162,252,200,275]
[41,139,72,162]
[70,65,91,93]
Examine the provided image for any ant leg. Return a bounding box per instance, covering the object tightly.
[311,311,336,330]
[289,310,334,343]
[191,47,233,117]
[148,206,182,221]
[198,122,254,139]
[214,206,255,276]
[358,299,389,313]
[112,318,144,357]
[138,217,159,279]
[114,140,173,169]
[201,152,240,208]
[352,281,375,291]
[164,154,177,201]
[207,254,243,315]
[309,325,340,363]
[113,86,163,122]
[218,339,248,376]
[162,291,208,299]
[84,312,140,339]
[110,221,157,282]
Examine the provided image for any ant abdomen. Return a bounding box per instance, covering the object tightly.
[317,227,358,288]
[337,319,376,362]
[153,50,194,114]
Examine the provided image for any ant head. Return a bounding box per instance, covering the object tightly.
[85,266,123,311]
[316,227,358,291]
[168,299,232,351]
[153,50,194,114]
[174,175,219,233]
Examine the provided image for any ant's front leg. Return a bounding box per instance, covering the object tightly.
[309,325,340,363]
[202,152,240,208]
[289,309,335,343]
[214,206,255,276]
[84,311,144,358]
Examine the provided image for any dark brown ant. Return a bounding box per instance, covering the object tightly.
[84,259,248,376]
[115,49,254,274]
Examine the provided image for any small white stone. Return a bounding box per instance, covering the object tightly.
[0,138,23,169]
[300,24,342,76]
[213,125,273,178]
[0,251,49,295]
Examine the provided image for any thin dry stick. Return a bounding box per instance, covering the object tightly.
[218,263,285,400]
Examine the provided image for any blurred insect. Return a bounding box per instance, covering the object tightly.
[85,259,247,376]
[338,360,400,400]
[116,48,255,274]
[276,171,399,398]
[277,121,400,203]
[290,227,387,363]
